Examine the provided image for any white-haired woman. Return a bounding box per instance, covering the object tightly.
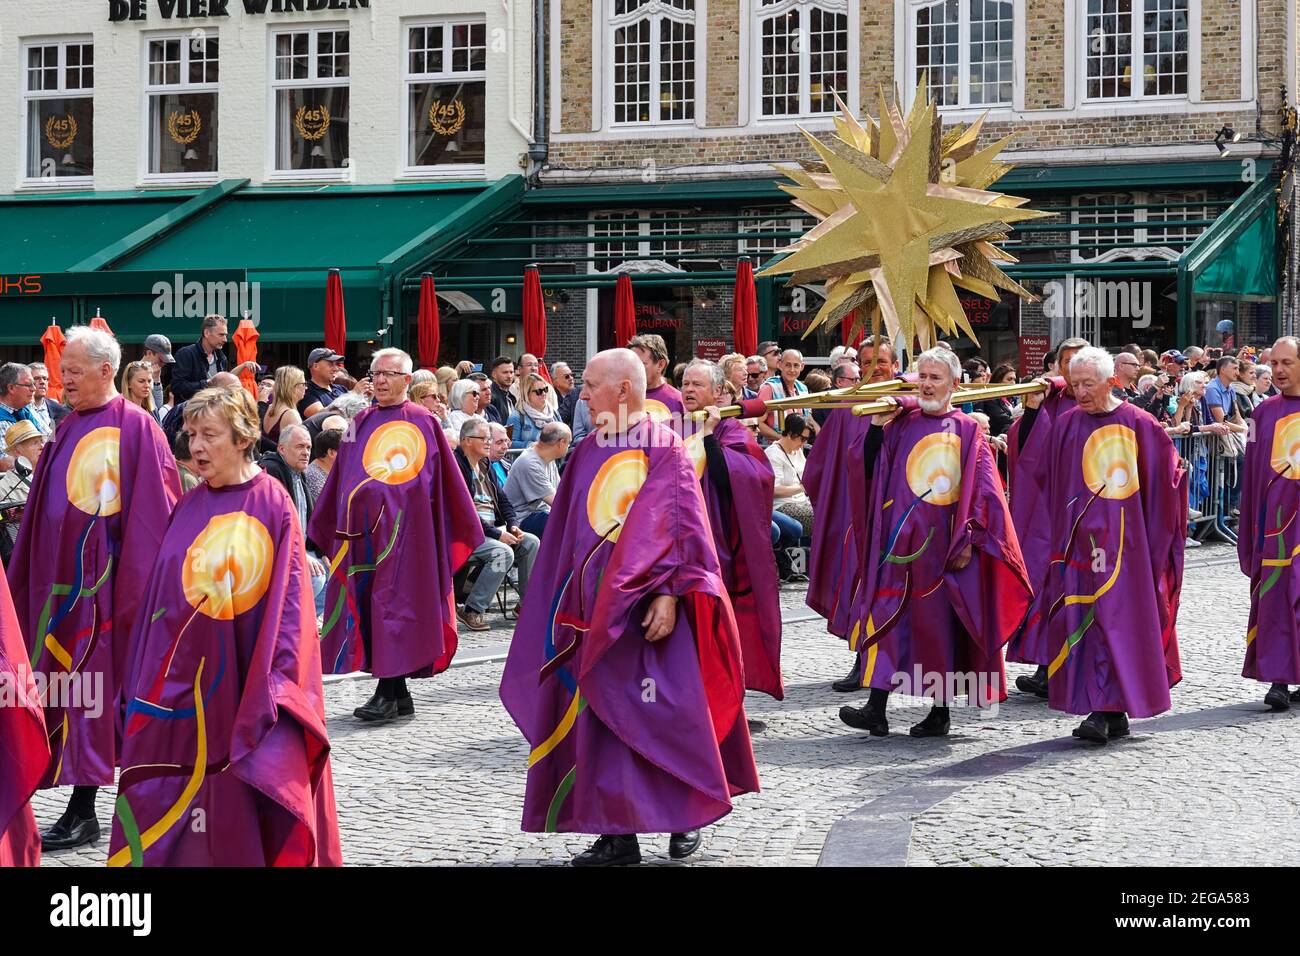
[1255,364,1276,400]
[446,378,482,438]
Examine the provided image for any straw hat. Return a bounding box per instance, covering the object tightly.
[3,420,42,454]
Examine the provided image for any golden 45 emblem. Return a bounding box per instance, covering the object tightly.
[168,109,202,146]
[44,114,78,150]
[294,105,331,141]
[429,98,466,136]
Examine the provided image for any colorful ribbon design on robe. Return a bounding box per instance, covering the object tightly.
[1047,508,1126,678]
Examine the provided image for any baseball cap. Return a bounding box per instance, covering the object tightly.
[1161,350,1187,364]
[309,348,344,365]
[144,334,175,364]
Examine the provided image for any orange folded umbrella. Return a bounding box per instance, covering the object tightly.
[232,318,259,398]
[40,322,66,402]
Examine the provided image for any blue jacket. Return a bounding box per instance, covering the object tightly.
[171,340,229,403]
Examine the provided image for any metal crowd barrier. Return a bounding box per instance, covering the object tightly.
[1171,431,1239,544]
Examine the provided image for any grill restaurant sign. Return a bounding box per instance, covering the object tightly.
[110,0,369,20]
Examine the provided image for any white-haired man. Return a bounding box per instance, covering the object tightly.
[1037,347,1185,742]
[10,326,182,849]
[500,347,758,866]
[310,348,482,724]
[838,348,1030,739]
[27,362,70,436]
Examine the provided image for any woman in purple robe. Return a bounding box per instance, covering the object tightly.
[109,386,341,866]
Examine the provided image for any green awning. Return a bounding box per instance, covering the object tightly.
[1192,197,1277,297]
[1,193,187,272]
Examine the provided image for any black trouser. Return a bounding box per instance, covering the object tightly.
[375,677,408,700]
[68,785,98,819]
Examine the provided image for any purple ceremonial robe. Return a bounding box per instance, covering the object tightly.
[500,417,759,834]
[1006,380,1075,666]
[853,409,1030,704]
[1043,402,1186,717]
[310,400,482,679]
[1238,394,1300,683]
[9,396,180,788]
[692,418,783,698]
[110,472,341,866]
[645,382,685,421]
[804,407,871,640]
[0,568,46,867]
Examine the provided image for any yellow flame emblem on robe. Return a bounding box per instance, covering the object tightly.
[66,426,122,517]
[682,431,707,480]
[904,431,962,506]
[1081,424,1140,500]
[586,450,649,541]
[362,421,427,485]
[644,399,674,424]
[1269,413,1300,478]
[182,513,274,620]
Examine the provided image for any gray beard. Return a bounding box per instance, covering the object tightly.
[919,396,951,414]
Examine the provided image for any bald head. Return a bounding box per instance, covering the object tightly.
[209,371,241,390]
[580,348,646,436]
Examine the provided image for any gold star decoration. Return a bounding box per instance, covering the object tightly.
[759,81,1050,357]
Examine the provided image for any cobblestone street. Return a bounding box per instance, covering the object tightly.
[35,542,1284,867]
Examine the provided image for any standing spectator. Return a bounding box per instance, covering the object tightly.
[507,373,558,448]
[1232,359,1260,417]
[721,354,749,399]
[978,363,1018,436]
[488,356,517,422]
[142,333,175,411]
[858,336,899,383]
[571,397,592,446]
[298,348,346,417]
[454,418,539,630]
[1205,356,1250,449]
[1111,351,1142,401]
[171,428,202,493]
[627,334,684,416]
[120,360,159,422]
[552,361,579,427]
[305,426,343,504]
[765,413,814,539]
[264,365,306,445]
[1255,364,1276,401]
[0,364,38,473]
[504,421,571,538]
[758,341,781,376]
[757,349,811,443]
[171,314,234,403]
[258,423,327,614]
[26,362,69,435]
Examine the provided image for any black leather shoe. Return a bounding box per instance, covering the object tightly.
[1105,712,1130,739]
[396,695,415,717]
[909,706,951,738]
[1073,711,1109,744]
[839,704,888,736]
[668,830,702,860]
[354,693,399,723]
[572,834,641,867]
[1265,683,1292,711]
[1290,687,1300,703]
[832,661,864,693]
[746,718,767,734]
[1015,670,1049,699]
[41,813,100,851]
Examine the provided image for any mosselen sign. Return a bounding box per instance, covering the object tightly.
[109,0,370,20]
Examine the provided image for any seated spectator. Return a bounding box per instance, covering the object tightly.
[504,422,571,538]
[551,362,579,428]
[765,413,814,539]
[305,426,343,504]
[488,422,513,486]
[436,365,459,399]
[172,429,202,492]
[470,372,503,424]
[0,420,45,566]
[455,360,475,379]
[446,379,482,438]
[506,372,558,448]
[454,418,540,631]
[411,381,451,433]
[409,369,436,392]
[302,390,369,445]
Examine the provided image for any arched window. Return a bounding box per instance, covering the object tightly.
[756,0,850,118]
[910,0,1014,109]
[608,0,697,125]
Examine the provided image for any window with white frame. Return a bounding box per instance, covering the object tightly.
[23,39,94,180]
[272,28,349,172]
[738,210,813,265]
[1084,0,1188,101]
[757,0,850,118]
[1072,191,1210,260]
[145,35,219,176]
[609,0,696,125]
[593,211,642,271]
[592,210,696,269]
[406,21,486,169]
[912,0,1014,108]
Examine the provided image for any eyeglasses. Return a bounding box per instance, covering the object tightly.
[799,432,813,441]
[835,375,862,385]
[531,387,549,396]
[371,370,407,380]
[465,434,488,443]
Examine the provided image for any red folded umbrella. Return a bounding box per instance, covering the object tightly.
[418,273,440,371]
[732,257,757,357]
[324,268,346,358]
[522,266,551,382]
[88,308,113,337]
[232,318,259,398]
[614,274,637,348]
[40,322,66,402]
[841,308,864,348]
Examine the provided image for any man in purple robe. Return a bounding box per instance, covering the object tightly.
[1237,336,1300,710]
[680,358,783,700]
[627,334,684,421]
[839,348,1030,738]
[310,348,482,723]
[9,326,181,850]
[111,385,341,865]
[1005,336,1087,698]
[0,568,46,867]
[500,348,758,866]
[1040,348,1185,742]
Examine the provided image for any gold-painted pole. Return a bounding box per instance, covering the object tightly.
[850,380,1049,416]
[699,377,909,422]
